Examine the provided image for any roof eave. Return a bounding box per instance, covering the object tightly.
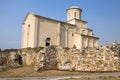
[81,34,99,39]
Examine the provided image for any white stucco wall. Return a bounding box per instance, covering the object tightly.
[38,17,60,47]
[22,13,36,48]
[67,19,76,25]
[60,25,66,47]
[61,24,77,48]
[74,33,82,49]
[68,28,74,48]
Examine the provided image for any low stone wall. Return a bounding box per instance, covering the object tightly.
[0,49,22,71]
[57,47,120,71]
[0,45,120,72]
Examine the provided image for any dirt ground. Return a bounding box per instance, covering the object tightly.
[0,67,81,77]
[61,76,120,80]
[0,67,120,80]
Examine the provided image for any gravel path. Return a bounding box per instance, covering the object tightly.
[0,72,120,80]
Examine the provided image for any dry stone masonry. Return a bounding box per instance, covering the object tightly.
[0,49,22,71]
[0,43,120,72]
[57,46,120,71]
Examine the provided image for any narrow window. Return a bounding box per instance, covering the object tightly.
[74,12,76,17]
[27,24,30,35]
[72,33,74,37]
[27,24,30,47]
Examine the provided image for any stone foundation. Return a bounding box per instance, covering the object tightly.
[0,45,120,72]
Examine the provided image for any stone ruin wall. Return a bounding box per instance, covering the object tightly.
[0,45,120,72]
[57,46,120,71]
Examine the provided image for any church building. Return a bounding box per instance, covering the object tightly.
[21,6,99,50]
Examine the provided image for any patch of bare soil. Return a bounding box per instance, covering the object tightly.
[61,76,120,80]
[0,67,81,77]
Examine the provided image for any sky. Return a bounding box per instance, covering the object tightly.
[0,0,120,49]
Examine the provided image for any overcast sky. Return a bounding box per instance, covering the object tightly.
[0,0,120,49]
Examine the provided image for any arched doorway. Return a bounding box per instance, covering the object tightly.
[45,37,50,46]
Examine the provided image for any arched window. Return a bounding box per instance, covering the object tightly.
[45,37,51,46]
[73,45,76,49]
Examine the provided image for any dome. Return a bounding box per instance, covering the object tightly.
[70,6,79,9]
[67,6,82,12]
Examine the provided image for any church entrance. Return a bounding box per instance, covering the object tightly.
[45,37,50,46]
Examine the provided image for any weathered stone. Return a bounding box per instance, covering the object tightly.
[34,46,57,71]
[56,45,120,71]
[7,51,22,68]
[34,51,45,71]
[0,66,7,72]
[0,43,120,72]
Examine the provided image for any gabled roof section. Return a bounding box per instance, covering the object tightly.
[66,18,88,23]
[22,12,76,27]
[22,12,34,24]
[74,18,88,23]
